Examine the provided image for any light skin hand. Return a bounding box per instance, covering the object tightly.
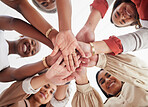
[76,25,95,43]
[45,55,75,85]
[72,67,88,85]
[79,55,98,68]
[78,41,92,57]
[50,30,85,72]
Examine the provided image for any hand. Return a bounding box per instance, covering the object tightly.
[76,25,95,43]
[50,30,85,71]
[78,41,92,57]
[72,67,88,85]
[45,55,75,85]
[46,51,62,67]
[80,55,98,67]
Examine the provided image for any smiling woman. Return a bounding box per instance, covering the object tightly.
[8,36,41,57]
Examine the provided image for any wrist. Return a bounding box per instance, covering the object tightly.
[90,42,95,56]
[76,76,89,85]
[42,57,50,68]
[48,29,58,44]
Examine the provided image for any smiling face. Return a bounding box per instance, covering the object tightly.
[112,2,138,27]
[33,0,56,13]
[17,37,41,57]
[97,70,122,96]
[33,84,57,104]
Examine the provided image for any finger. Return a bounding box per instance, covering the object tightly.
[61,61,66,67]
[76,67,82,72]
[72,52,79,68]
[80,62,88,67]
[50,46,59,56]
[55,55,63,65]
[64,56,70,71]
[76,46,85,57]
[62,75,75,84]
[80,57,90,63]
[69,54,75,72]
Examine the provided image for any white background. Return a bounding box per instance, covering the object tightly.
[0,0,148,106]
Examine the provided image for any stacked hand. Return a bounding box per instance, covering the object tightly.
[76,25,95,43]
[50,30,85,72]
[45,55,75,85]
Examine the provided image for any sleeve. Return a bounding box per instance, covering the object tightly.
[96,53,148,91]
[22,74,41,94]
[103,36,123,55]
[118,27,148,53]
[50,84,72,107]
[0,75,40,106]
[90,0,114,18]
[71,83,103,107]
[0,81,30,107]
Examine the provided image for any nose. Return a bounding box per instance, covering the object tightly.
[105,78,111,84]
[120,13,126,19]
[30,44,36,54]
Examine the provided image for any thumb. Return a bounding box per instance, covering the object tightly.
[50,45,59,56]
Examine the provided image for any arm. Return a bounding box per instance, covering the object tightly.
[56,0,71,31]
[0,51,61,82]
[76,0,114,43]
[0,56,75,106]
[0,16,54,48]
[49,0,85,72]
[1,0,58,48]
[71,67,103,107]
[0,74,47,106]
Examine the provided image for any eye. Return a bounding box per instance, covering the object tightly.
[41,2,48,7]
[44,84,50,89]
[106,74,111,78]
[31,40,36,46]
[32,49,36,55]
[122,19,126,24]
[100,79,105,85]
[117,11,120,17]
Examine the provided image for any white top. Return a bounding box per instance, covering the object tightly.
[0,30,9,71]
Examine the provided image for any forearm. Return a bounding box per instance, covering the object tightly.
[10,17,54,48]
[30,74,48,90]
[54,85,68,101]
[85,8,102,31]
[0,16,54,48]
[12,61,46,81]
[93,41,112,54]
[56,0,72,31]
[18,0,55,35]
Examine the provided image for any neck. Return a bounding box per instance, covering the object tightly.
[28,96,41,107]
[7,40,18,55]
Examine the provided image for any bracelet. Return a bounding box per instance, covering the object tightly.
[45,27,54,39]
[42,57,50,68]
[90,42,95,56]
